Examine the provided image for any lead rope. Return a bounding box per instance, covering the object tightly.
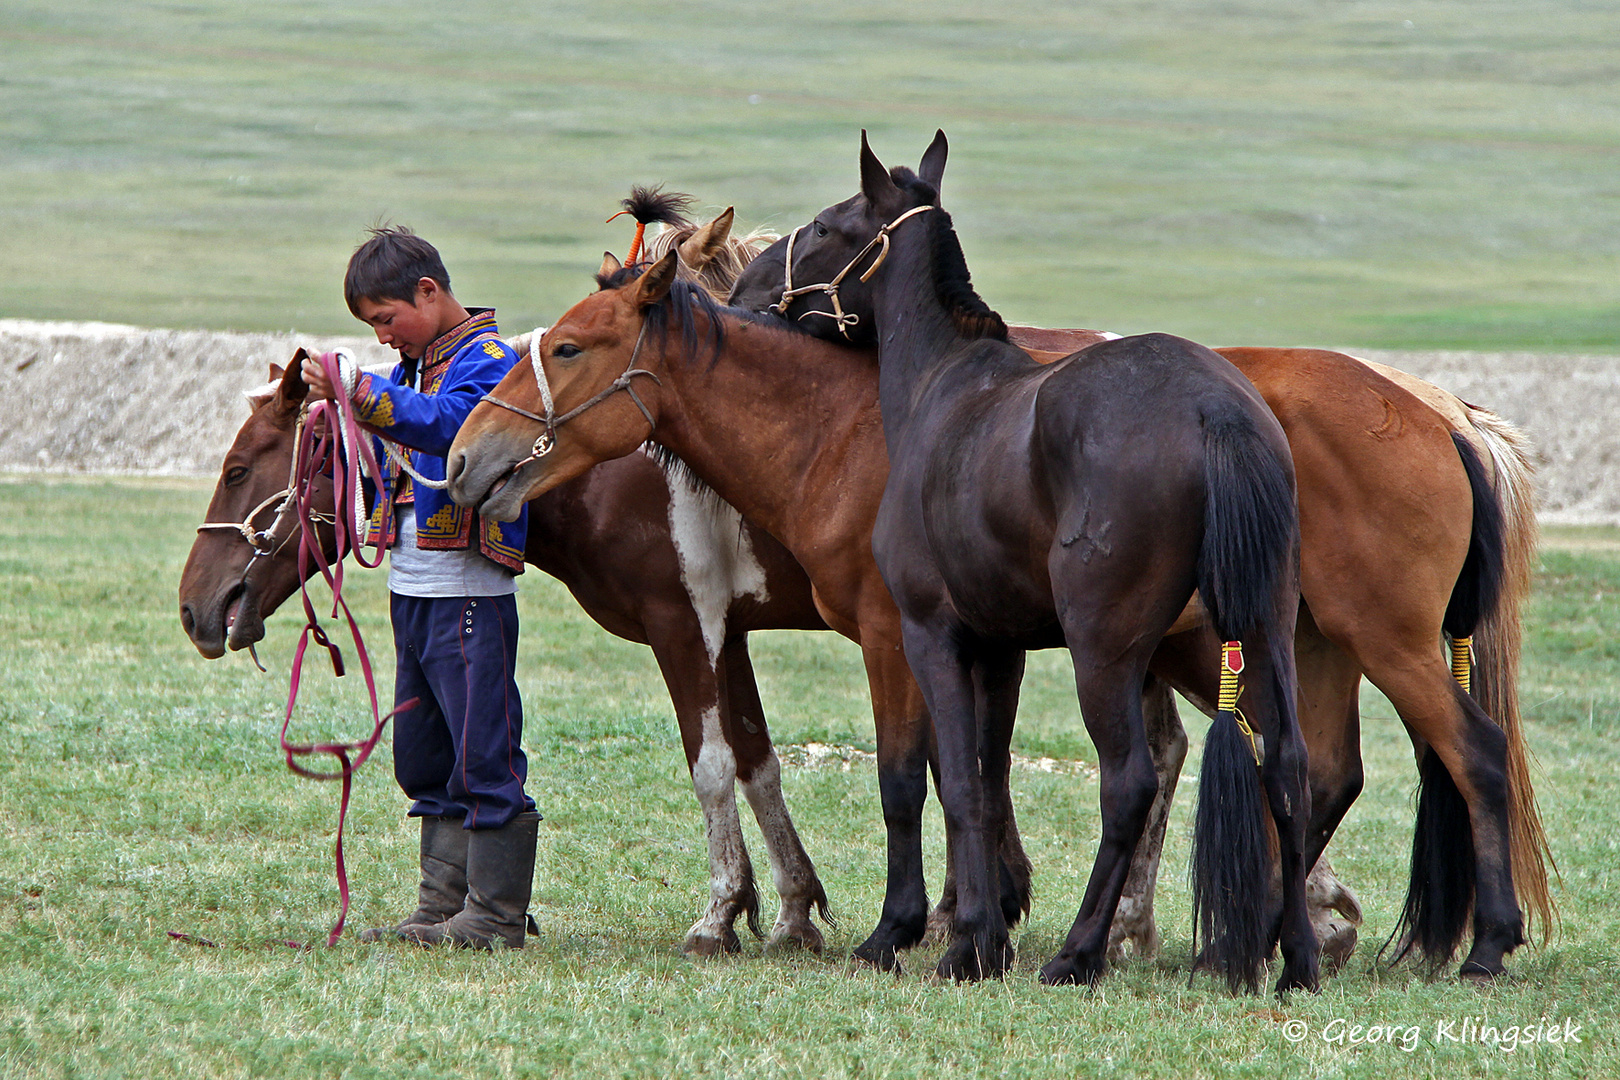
[277,351,416,946]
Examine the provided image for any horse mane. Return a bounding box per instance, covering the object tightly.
[595,265,727,369]
[890,167,1008,343]
[643,219,781,303]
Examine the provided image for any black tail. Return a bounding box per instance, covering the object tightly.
[1196,412,1296,643]
[1190,409,1297,993]
[1444,431,1506,638]
[1190,711,1274,993]
[1385,747,1475,968]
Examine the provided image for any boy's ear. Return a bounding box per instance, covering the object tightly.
[599,251,623,278]
[415,276,442,304]
[278,348,311,405]
[631,251,679,308]
[678,208,735,271]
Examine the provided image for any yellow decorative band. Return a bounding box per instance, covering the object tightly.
[1450,635,1473,694]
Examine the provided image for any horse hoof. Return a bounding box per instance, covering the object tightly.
[766,923,825,955]
[1274,964,1321,997]
[681,928,740,957]
[1458,960,1502,983]
[937,935,1011,983]
[1039,954,1102,987]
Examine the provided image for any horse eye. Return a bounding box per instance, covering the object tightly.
[225,465,249,486]
[553,343,582,360]
[814,222,828,238]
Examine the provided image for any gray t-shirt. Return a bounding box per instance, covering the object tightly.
[387,506,518,598]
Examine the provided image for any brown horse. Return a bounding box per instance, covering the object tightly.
[725,131,1550,977]
[178,218,841,958]
[452,156,1547,983]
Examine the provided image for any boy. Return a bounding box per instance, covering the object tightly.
[302,225,538,949]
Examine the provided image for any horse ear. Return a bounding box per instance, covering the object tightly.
[678,207,734,270]
[268,362,285,382]
[918,129,948,192]
[631,250,679,308]
[859,129,902,213]
[599,251,623,279]
[279,348,311,404]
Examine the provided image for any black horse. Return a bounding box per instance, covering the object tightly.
[776,132,1319,992]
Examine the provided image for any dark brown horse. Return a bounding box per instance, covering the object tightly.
[818,135,1316,991]
[726,132,1547,978]
[178,226,840,958]
[446,230,1321,992]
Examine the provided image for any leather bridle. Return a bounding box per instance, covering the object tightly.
[770,203,934,339]
[479,320,661,471]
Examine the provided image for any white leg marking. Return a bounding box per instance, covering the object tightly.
[684,706,753,954]
[741,749,826,951]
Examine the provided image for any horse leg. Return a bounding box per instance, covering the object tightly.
[927,674,1035,946]
[644,615,759,956]
[1291,607,1366,974]
[721,635,832,953]
[1368,657,1524,977]
[1242,619,1320,995]
[851,638,934,970]
[898,619,1013,981]
[1040,650,1159,987]
[1106,672,1186,965]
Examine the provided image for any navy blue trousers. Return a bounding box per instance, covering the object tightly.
[390,593,535,829]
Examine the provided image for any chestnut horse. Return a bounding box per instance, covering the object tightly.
[726,132,1549,977]
[178,217,840,958]
[447,255,1324,990]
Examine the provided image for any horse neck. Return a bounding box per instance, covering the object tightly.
[868,213,986,439]
[650,311,882,548]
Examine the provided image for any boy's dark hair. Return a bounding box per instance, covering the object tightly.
[345,225,451,317]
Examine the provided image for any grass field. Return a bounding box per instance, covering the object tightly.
[3,1,1619,349]
[2,475,1618,1078]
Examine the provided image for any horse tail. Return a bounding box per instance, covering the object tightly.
[1459,409,1558,945]
[1189,410,1297,993]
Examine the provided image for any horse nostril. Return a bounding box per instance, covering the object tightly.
[180,604,196,637]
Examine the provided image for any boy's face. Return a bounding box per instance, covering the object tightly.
[355,280,442,359]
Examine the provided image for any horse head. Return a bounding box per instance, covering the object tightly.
[727,129,949,347]
[446,251,690,522]
[178,350,336,658]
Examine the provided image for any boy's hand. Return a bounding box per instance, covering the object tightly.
[301,353,337,401]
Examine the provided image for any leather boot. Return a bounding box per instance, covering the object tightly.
[359,814,468,942]
[404,811,539,949]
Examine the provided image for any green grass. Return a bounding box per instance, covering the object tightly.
[3,1,1619,349]
[2,480,1619,1078]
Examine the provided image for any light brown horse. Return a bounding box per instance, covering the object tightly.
[179,217,844,958]
[451,198,1547,980]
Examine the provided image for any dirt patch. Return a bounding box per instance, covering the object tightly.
[0,322,1614,522]
[0,320,394,477]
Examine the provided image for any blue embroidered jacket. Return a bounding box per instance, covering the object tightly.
[351,308,527,573]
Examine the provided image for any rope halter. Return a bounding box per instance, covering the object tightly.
[770,203,934,339]
[479,318,662,473]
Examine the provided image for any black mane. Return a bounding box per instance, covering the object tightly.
[890,167,1008,343]
[594,264,727,368]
